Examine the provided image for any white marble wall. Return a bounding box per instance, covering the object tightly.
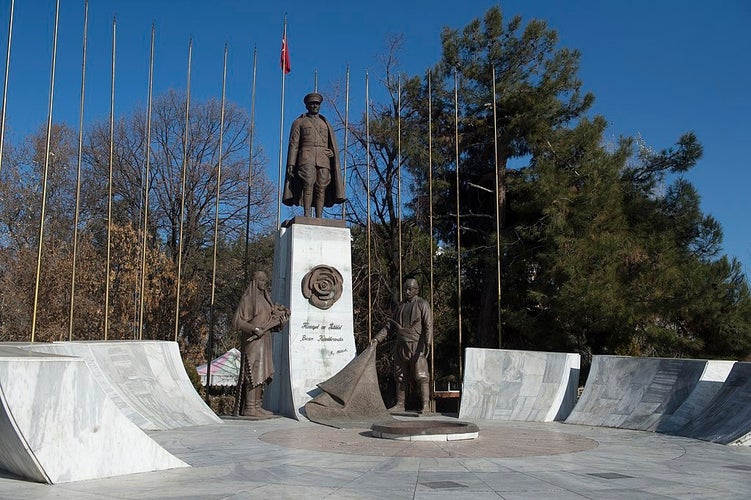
[24,341,221,430]
[0,346,187,484]
[657,359,735,433]
[459,348,580,421]
[266,221,356,419]
[565,355,709,431]
[672,361,751,445]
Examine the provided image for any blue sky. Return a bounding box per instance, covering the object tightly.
[2,0,750,275]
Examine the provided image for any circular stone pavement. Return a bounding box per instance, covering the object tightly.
[260,421,598,458]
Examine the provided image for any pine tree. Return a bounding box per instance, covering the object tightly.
[399,6,751,363]
[406,6,594,349]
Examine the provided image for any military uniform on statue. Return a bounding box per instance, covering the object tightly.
[282,92,345,218]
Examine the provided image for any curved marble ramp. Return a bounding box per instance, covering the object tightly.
[0,346,187,484]
[656,360,736,434]
[24,341,221,430]
[672,362,751,445]
[565,355,707,431]
[459,348,580,421]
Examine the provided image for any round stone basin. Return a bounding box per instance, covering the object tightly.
[371,420,479,441]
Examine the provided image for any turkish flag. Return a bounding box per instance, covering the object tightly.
[280,34,291,74]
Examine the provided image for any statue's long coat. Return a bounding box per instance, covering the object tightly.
[282,113,346,208]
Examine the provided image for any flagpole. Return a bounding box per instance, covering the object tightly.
[366,70,372,341]
[234,45,256,417]
[492,65,502,349]
[138,23,156,341]
[427,69,435,411]
[0,0,14,174]
[207,43,228,403]
[174,37,192,342]
[276,17,288,230]
[104,16,116,340]
[454,67,463,381]
[397,76,402,301]
[69,0,88,341]
[341,64,349,219]
[30,0,60,342]
[244,46,257,283]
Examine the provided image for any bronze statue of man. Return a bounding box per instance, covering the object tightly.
[232,271,290,417]
[372,278,434,413]
[282,92,345,218]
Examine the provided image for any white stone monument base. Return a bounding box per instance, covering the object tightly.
[265,217,356,420]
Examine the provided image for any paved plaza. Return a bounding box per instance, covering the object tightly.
[1,416,749,499]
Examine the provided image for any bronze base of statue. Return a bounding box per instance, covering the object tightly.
[282,216,347,229]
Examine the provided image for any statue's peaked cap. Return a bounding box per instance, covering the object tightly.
[304,92,323,104]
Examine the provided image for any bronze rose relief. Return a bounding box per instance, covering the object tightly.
[301,265,343,310]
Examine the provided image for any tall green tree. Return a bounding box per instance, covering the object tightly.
[401,6,751,363]
[405,6,594,350]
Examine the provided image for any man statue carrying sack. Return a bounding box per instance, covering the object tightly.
[371,278,433,413]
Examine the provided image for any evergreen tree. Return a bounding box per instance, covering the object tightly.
[406,6,594,350]
[400,6,751,363]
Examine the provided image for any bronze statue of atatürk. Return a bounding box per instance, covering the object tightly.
[282,92,345,218]
[372,278,433,413]
[232,271,290,417]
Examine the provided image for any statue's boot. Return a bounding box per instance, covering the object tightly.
[243,384,272,417]
[418,381,431,414]
[314,186,326,218]
[303,189,313,217]
[389,383,407,412]
[256,403,273,417]
[242,401,258,417]
[253,384,274,416]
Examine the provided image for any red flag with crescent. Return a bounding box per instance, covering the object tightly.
[280,33,291,74]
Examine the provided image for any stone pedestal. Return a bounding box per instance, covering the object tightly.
[265,217,356,419]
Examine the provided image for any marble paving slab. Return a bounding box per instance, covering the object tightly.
[1,416,751,497]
